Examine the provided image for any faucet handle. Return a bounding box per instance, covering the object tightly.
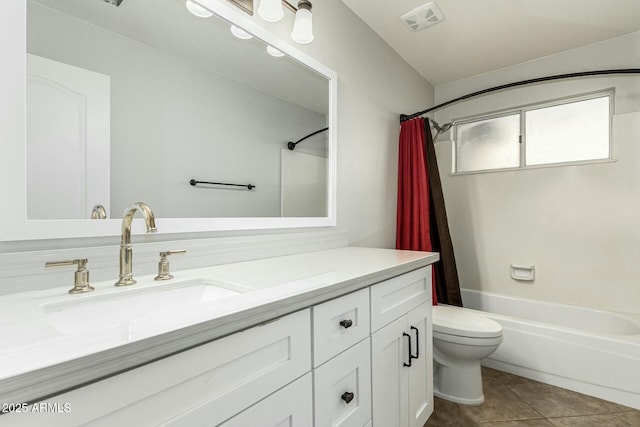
[154,250,187,281]
[90,204,107,219]
[45,258,95,294]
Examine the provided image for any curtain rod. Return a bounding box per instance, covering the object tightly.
[287,127,329,150]
[400,69,640,123]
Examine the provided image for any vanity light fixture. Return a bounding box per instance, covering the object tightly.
[186,0,315,45]
[185,0,213,18]
[257,0,285,22]
[103,0,124,6]
[257,0,314,44]
[266,45,285,57]
[290,0,313,44]
[230,25,253,40]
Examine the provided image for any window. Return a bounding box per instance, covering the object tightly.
[453,92,612,174]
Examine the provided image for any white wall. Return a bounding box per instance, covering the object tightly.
[433,32,640,315]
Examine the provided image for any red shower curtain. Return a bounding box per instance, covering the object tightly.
[396,117,438,304]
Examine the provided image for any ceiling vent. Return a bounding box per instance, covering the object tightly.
[400,2,444,32]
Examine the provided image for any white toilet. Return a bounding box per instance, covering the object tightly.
[432,305,503,405]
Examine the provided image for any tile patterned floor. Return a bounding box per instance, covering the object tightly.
[425,367,640,426]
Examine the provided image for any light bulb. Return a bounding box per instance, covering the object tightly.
[230,25,253,40]
[291,3,313,44]
[258,0,284,22]
[266,46,285,57]
[186,0,213,18]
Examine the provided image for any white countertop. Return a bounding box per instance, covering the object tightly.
[0,246,438,404]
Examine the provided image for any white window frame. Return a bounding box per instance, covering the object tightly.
[452,89,614,175]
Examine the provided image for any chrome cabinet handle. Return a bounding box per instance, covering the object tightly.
[339,319,353,329]
[403,332,412,367]
[341,391,355,404]
[410,326,419,360]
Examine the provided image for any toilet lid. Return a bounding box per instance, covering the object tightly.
[432,305,502,338]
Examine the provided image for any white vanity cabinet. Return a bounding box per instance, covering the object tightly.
[371,268,434,427]
[4,266,434,427]
[311,267,433,427]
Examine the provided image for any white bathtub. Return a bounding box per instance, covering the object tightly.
[459,289,640,410]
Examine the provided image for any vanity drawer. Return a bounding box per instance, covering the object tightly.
[314,338,372,427]
[370,267,431,332]
[157,310,312,426]
[313,287,370,367]
[6,309,311,427]
[219,373,313,427]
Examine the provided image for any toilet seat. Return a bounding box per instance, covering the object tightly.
[433,330,503,347]
[433,305,502,339]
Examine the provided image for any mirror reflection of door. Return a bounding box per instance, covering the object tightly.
[281,150,327,217]
[26,54,110,219]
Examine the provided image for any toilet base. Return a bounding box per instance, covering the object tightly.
[434,386,485,405]
[433,362,485,405]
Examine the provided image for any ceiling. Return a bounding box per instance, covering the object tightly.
[341,0,640,86]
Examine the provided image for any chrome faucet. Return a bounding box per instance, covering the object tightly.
[115,202,157,286]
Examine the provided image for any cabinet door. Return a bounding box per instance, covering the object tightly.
[218,373,312,427]
[371,302,434,427]
[314,338,371,427]
[407,302,433,427]
[371,316,409,427]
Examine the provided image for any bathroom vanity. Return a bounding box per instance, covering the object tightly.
[0,247,438,426]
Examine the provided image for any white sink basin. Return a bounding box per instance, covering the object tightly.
[41,278,241,335]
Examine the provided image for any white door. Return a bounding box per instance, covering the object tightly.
[407,302,433,427]
[371,315,409,427]
[26,54,110,219]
